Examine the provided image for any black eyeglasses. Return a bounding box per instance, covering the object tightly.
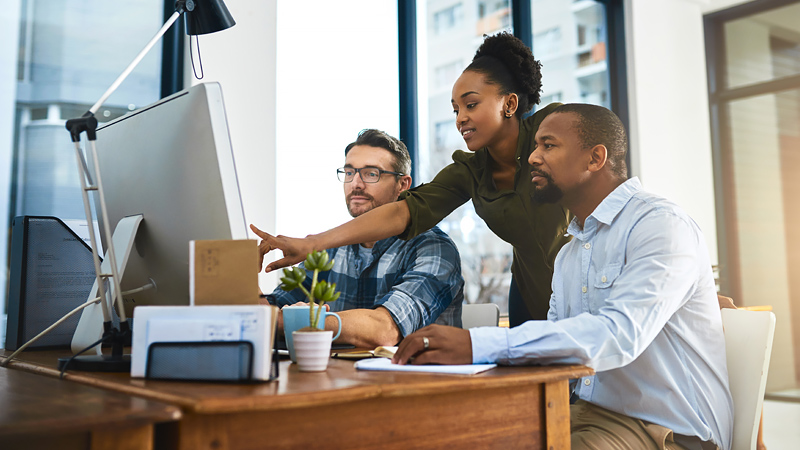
[336,167,404,183]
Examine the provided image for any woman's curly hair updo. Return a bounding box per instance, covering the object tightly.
[464,32,543,118]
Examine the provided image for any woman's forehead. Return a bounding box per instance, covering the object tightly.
[451,70,498,100]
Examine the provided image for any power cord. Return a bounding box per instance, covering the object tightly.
[189,34,204,79]
[0,283,154,368]
[58,335,108,379]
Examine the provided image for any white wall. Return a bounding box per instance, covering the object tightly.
[274,1,399,240]
[625,0,718,265]
[625,0,797,391]
[0,0,22,346]
[185,0,399,292]
[187,1,278,288]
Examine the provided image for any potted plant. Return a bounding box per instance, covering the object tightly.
[280,250,340,371]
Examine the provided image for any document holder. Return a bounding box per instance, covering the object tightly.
[132,305,280,382]
[146,341,255,381]
[5,216,97,350]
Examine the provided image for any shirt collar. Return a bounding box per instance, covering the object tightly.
[566,177,642,237]
[348,234,398,257]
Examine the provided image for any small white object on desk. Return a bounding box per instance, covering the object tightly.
[354,357,496,375]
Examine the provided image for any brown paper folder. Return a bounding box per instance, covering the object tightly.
[190,239,259,305]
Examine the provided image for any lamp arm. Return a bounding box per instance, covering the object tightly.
[89,10,183,115]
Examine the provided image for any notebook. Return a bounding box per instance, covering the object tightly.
[354,357,496,375]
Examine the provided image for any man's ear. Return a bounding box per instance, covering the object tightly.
[588,144,608,173]
[398,175,412,192]
[504,94,519,117]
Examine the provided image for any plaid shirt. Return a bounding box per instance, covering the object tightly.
[269,226,463,336]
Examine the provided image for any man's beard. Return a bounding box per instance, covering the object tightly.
[531,172,563,203]
[346,190,374,217]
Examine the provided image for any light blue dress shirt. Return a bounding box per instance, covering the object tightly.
[471,178,733,449]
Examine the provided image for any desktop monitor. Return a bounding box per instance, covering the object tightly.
[91,81,247,319]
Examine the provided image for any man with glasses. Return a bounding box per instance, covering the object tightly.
[255,129,464,348]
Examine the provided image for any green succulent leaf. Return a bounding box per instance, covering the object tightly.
[322,283,338,302]
[316,251,329,268]
[279,279,299,291]
[313,280,328,300]
[291,266,306,282]
[320,258,335,272]
[304,250,333,271]
[279,252,340,307]
[279,266,309,291]
[305,252,318,269]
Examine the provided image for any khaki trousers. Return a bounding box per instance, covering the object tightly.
[570,401,719,450]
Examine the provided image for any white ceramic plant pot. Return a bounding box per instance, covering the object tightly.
[292,330,333,372]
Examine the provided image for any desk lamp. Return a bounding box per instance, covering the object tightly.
[59,0,235,372]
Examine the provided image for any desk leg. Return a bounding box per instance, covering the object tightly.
[545,379,571,450]
[92,424,153,450]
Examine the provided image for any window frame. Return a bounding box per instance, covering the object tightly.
[704,0,800,301]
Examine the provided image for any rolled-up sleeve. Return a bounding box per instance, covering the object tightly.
[398,160,472,240]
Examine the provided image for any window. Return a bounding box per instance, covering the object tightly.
[706,0,800,396]
[433,3,464,35]
[407,0,620,315]
[434,60,464,89]
[476,1,511,35]
[540,92,563,105]
[532,0,610,112]
[1,0,168,347]
[418,1,515,311]
[533,27,562,61]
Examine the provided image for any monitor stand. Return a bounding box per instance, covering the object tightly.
[58,215,143,372]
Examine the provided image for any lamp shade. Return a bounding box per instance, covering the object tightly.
[185,0,236,36]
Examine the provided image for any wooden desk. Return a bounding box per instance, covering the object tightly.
[0,364,180,450]
[2,351,592,449]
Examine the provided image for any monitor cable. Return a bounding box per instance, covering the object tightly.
[0,283,154,368]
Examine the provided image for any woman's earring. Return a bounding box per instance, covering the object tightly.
[505,110,513,118]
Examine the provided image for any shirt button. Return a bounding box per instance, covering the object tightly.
[582,286,587,293]
[601,276,607,282]
[584,243,591,249]
[584,379,591,386]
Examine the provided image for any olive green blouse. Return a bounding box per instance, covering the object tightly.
[398,103,571,320]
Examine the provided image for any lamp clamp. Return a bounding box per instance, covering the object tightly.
[176,0,195,14]
[65,112,98,143]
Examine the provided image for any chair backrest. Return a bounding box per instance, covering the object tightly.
[461,303,500,329]
[721,308,776,450]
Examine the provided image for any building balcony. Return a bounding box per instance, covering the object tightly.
[476,7,511,36]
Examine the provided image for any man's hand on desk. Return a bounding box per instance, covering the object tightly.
[250,224,317,273]
[392,324,472,366]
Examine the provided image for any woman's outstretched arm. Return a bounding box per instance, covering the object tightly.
[251,200,411,272]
